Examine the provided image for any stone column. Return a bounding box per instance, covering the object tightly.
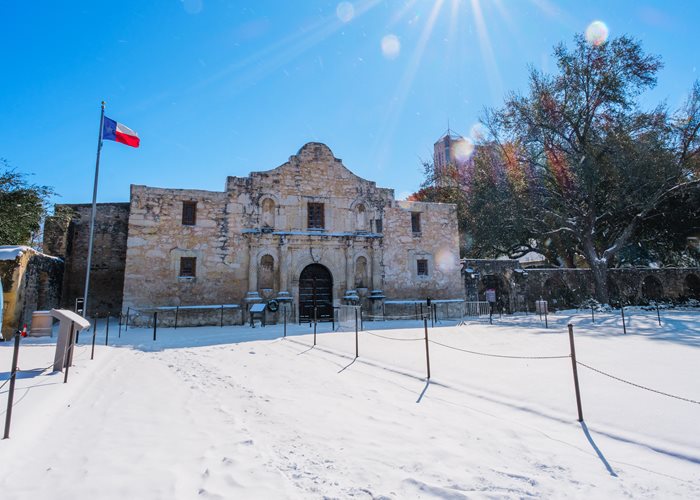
[345,239,354,290]
[343,239,359,304]
[245,238,261,305]
[370,239,383,291]
[278,236,289,293]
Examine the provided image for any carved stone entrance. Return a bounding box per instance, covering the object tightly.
[299,264,333,322]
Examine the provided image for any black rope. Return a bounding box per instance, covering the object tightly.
[577,360,700,405]
[364,330,424,342]
[428,339,571,360]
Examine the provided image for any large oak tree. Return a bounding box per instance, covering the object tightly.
[477,35,700,303]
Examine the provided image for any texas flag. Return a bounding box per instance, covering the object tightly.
[102,116,140,148]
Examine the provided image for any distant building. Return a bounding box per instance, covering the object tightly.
[433,128,473,184]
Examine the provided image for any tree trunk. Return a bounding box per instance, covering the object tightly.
[588,258,610,304]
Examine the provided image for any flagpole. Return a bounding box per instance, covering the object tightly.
[83,101,105,318]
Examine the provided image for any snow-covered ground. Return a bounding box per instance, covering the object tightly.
[1,308,699,499]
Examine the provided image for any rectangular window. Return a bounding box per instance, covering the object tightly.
[180,257,196,277]
[182,201,197,226]
[417,259,428,276]
[308,202,325,229]
[411,212,421,233]
[375,218,383,233]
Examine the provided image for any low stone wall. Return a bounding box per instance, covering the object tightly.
[381,299,464,320]
[125,307,244,328]
[462,259,700,310]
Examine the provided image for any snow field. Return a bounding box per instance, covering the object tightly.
[1,308,699,498]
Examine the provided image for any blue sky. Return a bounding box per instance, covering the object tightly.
[2,0,698,205]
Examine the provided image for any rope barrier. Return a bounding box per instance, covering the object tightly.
[364,330,424,342]
[576,360,700,405]
[428,339,571,360]
[363,314,423,320]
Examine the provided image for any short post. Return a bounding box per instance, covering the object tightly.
[567,324,584,422]
[92,316,98,347]
[414,303,418,320]
[153,311,158,341]
[544,307,548,329]
[423,316,431,379]
[489,303,493,325]
[104,315,110,346]
[620,306,627,335]
[591,306,595,324]
[656,304,661,326]
[431,304,435,328]
[283,305,287,338]
[118,313,122,338]
[313,306,317,346]
[3,331,22,439]
[360,307,363,331]
[125,307,130,331]
[420,303,423,319]
[174,306,179,330]
[220,304,224,327]
[91,318,97,360]
[354,306,359,358]
[64,322,75,384]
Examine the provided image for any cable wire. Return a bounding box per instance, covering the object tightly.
[577,360,700,405]
[428,339,571,360]
[364,330,425,342]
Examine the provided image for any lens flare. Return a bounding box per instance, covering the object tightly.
[585,20,608,46]
[469,122,486,142]
[435,248,458,273]
[453,138,475,162]
[336,2,355,23]
[381,34,401,59]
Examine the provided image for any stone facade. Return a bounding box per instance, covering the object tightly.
[463,258,700,311]
[0,246,63,339]
[44,203,130,316]
[122,143,463,325]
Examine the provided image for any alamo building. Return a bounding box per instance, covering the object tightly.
[42,142,463,326]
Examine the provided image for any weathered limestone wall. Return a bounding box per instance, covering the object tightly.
[122,186,237,313]
[0,247,63,339]
[383,200,463,300]
[121,143,464,325]
[44,203,130,315]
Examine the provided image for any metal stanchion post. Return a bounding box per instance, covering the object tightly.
[174,305,179,330]
[354,307,359,358]
[153,311,158,341]
[313,306,317,346]
[568,324,584,422]
[423,316,431,379]
[64,322,75,384]
[3,331,22,439]
[105,315,110,346]
[621,306,627,335]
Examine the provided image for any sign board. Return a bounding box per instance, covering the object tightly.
[249,303,266,313]
[485,289,497,303]
[535,300,548,314]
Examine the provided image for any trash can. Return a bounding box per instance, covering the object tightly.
[30,310,53,337]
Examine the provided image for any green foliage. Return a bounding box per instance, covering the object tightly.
[0,159,55,246]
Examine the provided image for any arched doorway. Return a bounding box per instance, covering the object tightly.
[299,264,333,322]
